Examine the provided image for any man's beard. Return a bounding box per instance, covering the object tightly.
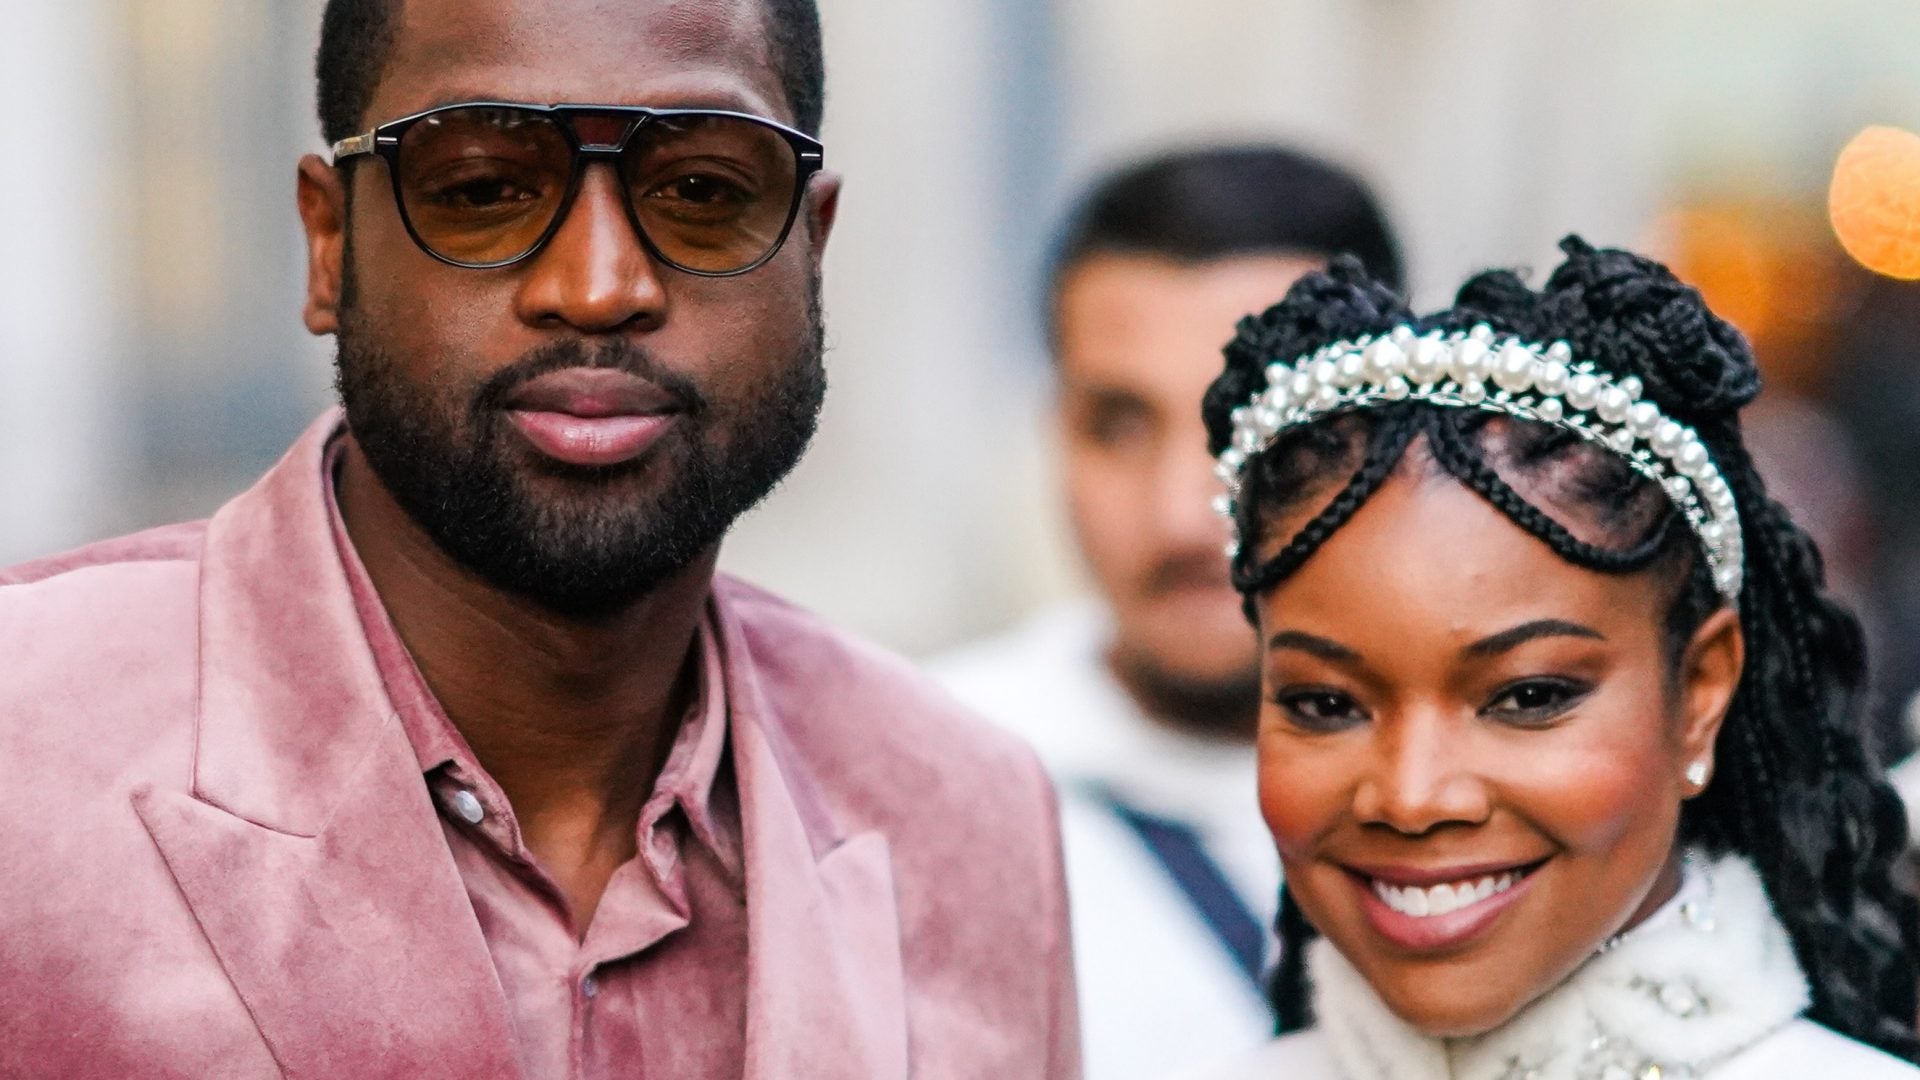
[1109,645,1262,741]
[332,288,825,619]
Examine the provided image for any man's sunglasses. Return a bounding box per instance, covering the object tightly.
[331,102,825,275]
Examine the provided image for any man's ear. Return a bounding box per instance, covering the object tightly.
[297,154,349,336]
[1676,605,1745,797]
[801,170,842,273]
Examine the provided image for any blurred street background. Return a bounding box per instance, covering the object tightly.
[7,0,1920,692]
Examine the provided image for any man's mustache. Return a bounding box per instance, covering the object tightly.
[473,339,707,417]
[1142,551,1233,597]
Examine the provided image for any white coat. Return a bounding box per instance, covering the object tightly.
[933,602,1280,1080]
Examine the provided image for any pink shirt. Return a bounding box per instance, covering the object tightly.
[327,443,748,1078]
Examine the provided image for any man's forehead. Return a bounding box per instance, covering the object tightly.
[375,0,783,119]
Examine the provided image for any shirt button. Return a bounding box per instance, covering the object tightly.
[582,975,600,1000]
[450,789,485,825]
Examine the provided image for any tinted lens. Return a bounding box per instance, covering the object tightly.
[396,107,572,266]
[622,114,801,274]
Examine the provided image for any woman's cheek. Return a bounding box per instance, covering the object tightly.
[1498,714,1677,851]
[1256,729,1350,857]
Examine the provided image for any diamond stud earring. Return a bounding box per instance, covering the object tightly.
[1685,761,1709,788]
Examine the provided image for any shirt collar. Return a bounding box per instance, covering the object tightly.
[320,434,740,881]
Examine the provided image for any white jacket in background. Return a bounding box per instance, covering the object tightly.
[932,602,1279,1080]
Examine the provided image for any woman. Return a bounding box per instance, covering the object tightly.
[1191,239,1920,1078]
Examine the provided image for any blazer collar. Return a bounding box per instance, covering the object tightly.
[139,410,905,1079]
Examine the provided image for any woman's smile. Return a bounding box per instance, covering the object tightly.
[1342,856,1547,953]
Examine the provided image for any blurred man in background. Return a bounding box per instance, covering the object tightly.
[935,145,1402,1080]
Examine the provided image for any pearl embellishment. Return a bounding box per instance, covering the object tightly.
[1215,325,1744,599]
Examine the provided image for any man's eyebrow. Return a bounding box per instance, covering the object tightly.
[1266,630,1362,664]
[1463,619,1606,658]
[404,90,761,115]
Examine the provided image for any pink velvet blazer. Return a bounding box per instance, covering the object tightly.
[0,414,1080,1079]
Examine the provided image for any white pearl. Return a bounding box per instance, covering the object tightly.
[1459,342,1489,384]
[1546,341,1574,363]
[1460,380,1488,403]
[1255,408,1281,435]
[1291,370,1314,400]
[1597,386,1632,424]
[1493,343,1536,393]
[1337,351,1367,387]
[1664,477,1692,501]
[1214,460,1237,484]
[1234,426,1261,454]
[1311,384,1340,409]
[1221,447,1246,469]
[1627,402,1662,438]
[1384,376,1411,400]
[1224,540,1240,560]
[1701,522,1726,545]
[1677,440,1710,477]
[1265,362,1292,387]
[1455,340,1494,382]
[1211,494,1232,516]
[1534,397,1565,423]
[1567,373,1602,411]
[1391,325,1416,344]
[1620,376,1644,401]
[1364,339,1406,381]
[1715,565,1741,593]
[1537,361,1571,396]
[1652,421,1686,456]
[1470,323,1496,344]
[1408,339,1448,385]
[1313,358,1340,385]
[1231,406,1250,428]
[1262,385,1291,412]
[1608,428,1636,453]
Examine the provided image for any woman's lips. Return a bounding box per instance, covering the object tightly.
[1347,859,1546,954]
[501,368,683,468]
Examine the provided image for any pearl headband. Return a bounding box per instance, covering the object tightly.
[1213,323,1745,600]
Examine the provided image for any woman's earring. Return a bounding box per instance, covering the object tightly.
[1685,761,1710,788]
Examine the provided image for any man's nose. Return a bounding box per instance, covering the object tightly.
[513,165,668,334]
[1351,714,1494,836]
[1155,437,1233,554]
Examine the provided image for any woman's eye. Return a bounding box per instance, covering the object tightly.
[1274,688,1368,733]
[1483,678,1590,725]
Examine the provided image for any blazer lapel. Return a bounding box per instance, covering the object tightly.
[719,594,910,1080]
[136,415,521,1080]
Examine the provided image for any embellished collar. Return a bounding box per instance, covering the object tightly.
[1309,854,1810,1080]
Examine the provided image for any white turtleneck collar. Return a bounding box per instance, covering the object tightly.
[1307,853,1810,1080]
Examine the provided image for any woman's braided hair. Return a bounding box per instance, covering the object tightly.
[1202,236,1920,1059]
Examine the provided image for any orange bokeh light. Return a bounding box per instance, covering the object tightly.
[1829,125,1920,281]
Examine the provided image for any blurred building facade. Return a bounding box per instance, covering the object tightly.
[6,0,1920,657]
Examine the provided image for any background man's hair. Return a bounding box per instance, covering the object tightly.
[1046,144,1404,341]
[315,0,826,146]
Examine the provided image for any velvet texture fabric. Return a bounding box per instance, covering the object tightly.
[0,412,1081,1080]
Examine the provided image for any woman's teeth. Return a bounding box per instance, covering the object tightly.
[1372,871,1521,918]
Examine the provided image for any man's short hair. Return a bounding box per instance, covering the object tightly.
[1047,145,1404,339]
[314,0,826,146]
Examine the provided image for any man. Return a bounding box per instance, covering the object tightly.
[934,146,1401,1080]
[0,2,1078,1076]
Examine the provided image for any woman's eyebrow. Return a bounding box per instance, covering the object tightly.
[1463,619,1606,658]
[1266,630,1362,664]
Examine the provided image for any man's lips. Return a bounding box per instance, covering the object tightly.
[502,368,683,468]
[1343,857,1550,954]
